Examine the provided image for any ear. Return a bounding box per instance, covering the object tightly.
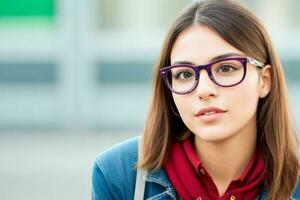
[259,64,272,98]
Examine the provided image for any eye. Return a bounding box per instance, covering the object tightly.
[216,64,238,73]
[175,71,194,79]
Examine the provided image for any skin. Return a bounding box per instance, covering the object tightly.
[170,25,271,197]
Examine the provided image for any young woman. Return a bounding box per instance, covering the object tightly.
[92,0,300,199]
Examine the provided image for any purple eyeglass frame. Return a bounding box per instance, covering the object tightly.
[159,57,265,95]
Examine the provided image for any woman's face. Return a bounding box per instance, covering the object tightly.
[170,25,270,142]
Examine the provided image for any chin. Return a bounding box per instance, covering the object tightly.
[194,130,233,143]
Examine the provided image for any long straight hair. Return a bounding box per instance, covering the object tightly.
[137,0,299,199]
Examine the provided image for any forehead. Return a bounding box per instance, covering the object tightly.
[170,25,245,65]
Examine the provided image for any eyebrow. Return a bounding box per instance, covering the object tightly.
[171,52,243,65]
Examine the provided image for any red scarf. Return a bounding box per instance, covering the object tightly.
[164,138,266,200]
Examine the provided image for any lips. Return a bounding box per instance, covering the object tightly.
[195,107,227,117]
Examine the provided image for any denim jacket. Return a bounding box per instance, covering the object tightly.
[91,137,300,200]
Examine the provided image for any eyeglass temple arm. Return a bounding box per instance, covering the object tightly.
[247,57,265,68]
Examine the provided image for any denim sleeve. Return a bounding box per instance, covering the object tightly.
[91,160,116,200]
[91,137,139,200]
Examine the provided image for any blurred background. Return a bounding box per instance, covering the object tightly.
[0,0,299,199]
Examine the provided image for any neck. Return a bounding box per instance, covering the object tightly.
[194,122,257,196]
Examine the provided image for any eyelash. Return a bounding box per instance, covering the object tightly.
[174,71,194,79]
[215,64,238,73]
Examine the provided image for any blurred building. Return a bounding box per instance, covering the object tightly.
[0,0,299,132]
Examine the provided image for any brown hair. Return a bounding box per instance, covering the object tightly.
[137,0,299,199]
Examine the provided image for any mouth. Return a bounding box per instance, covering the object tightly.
[196,112,226,123]
[195,107,227,117]
[201,111,224,115]
[195,107,227,122]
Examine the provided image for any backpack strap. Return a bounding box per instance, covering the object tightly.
[134,137,147,200]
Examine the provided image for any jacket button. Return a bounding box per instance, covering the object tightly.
[230,195,236,200]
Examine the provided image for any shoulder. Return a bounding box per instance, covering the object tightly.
[91,136,140,200]
[292,178,300,198]
[260,178,300,199]
[97,136,139,165]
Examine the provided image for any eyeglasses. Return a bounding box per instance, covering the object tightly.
[160,57,265,95]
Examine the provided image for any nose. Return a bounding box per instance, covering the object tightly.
[195,70,218,101]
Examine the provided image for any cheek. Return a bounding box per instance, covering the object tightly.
[172,94,195,127]
[227,78,260,118]
[173,95,195,131]
[172,94,190,114]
